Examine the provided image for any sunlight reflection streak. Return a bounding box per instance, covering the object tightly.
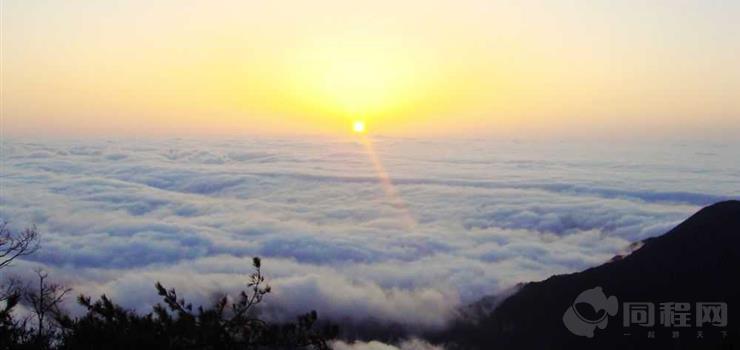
[359,135,417,231]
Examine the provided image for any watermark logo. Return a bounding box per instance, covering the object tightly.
[624,302,728,328]
[562,286,619,338]
[563,287,729,340]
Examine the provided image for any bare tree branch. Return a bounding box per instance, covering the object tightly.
[0,223,40,270]
[22,268,71,343]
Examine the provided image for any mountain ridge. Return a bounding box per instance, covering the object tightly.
[435,200,740,349]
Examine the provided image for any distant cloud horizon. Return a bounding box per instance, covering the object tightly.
[2,137,738,327]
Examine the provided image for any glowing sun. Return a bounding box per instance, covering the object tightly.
[353,120,366,134]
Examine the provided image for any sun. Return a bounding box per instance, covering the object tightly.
[353,120,366,134]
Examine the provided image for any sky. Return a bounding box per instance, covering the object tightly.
[2,0,739,138]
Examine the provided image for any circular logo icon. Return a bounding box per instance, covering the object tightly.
[562,286,618,338]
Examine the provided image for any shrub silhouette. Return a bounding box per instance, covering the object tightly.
[1,224,41,349]
[2,254,338,350]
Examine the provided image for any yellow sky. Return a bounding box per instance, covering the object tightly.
[2,0,739,138]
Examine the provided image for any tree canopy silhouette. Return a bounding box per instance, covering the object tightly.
[1,227,337,350]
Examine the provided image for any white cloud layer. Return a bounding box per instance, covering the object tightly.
[1,137,738,328]
[332,338,444,350]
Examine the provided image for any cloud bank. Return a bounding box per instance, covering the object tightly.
[332,338,443,350]
[1,137,738,329]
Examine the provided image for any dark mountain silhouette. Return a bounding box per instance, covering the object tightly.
[435,200,740,350]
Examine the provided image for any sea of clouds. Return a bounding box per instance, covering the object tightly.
[1,136,738,333]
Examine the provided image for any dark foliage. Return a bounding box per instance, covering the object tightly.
[1,257,338,350]
[1,225,41,349]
